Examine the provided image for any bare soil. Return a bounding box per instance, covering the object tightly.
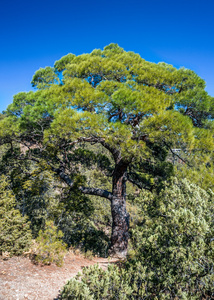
[0,253,117,300]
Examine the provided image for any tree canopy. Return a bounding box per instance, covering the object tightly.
[0,43,214,257]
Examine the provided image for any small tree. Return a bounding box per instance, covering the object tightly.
[0,175,32,256]
[33,220,66,266]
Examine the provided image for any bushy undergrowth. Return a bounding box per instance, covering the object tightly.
[59,178,214,299]
[60,264,133,300]
[0,175,32,256]
[60,277,95,300]
[126,178,214,299]
[59,216,110,257]
[32,220,66,266]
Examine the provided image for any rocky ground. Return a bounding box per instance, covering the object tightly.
[0,253,117,300]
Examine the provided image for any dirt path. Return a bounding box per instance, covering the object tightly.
[0,253,117,300]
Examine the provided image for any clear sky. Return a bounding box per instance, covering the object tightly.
[0,0,214,113]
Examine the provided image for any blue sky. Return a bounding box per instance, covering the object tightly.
[0,0,214,113]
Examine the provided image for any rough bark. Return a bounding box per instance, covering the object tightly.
[109,160,129,258]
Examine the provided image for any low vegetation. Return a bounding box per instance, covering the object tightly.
[59,179,214,299]
[0,175,32,257]
[32,220,66,266]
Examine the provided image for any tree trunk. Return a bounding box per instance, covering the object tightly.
[109,161,129,258]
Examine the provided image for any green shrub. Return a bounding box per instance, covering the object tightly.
[127,178,214,299]
[33,220,66,266]
[59,216,110,257]
[60,278,95,300]
[60,264,133,300]
[0,175,32,256]
[83,250,94,260]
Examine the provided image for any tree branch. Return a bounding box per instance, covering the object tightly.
[100,140,121,163]
[79,186,113,201]
[163,141,191,166]
[68,136,122,163]
[52,166,113,201]
[169,148,188,165]
[127,173,153,191]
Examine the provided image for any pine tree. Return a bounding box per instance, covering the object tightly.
[1,44,213,257]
